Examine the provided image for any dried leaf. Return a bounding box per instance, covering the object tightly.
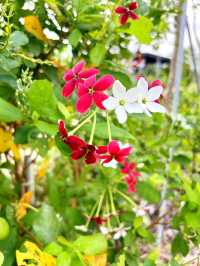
[16,241,56,266]
[37,159,49,179]
[0,128,12,152]
[84,253,107,266]
[24,16,47,42]
[11,143,20,160]
[16,192,33,222]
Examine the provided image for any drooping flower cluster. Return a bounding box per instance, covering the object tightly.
[62,60,114,113]
[121,161,140,192]
[115,2,139,25]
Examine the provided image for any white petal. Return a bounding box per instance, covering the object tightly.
[113,231,121,240]
[115,106,127,124]
[137,77,148,95]
[146,102,166,113]
[103,97,118,110]
[146,86,163,101]
[125,88,138,102]
[112,80,126,99]
[103,159,118,168]
[125,103,143,113]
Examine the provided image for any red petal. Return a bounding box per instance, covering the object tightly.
[84,75,96,88]
[71,149,86,160]
[149,80,163,89]
[93,92,108,110]
[77,84,88,97]
[115,6,127,14]
[102,156,113,164]
[94,75,114,91]
[67,135,86,150]
[120,14,129,25]
[63,70,73,81]
[85,151,97,164]
[108,140,120,155]
[118,146,132,156]
[58,120,68,139]
[96,146,108,154]
[62,80,76,98]
[76,94,93,113]
[73,60,85,75]
[129,2,138,10]
[129,12,139,20]
[79,68,99,79]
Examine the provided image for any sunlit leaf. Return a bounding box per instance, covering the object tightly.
[24,16,47,42]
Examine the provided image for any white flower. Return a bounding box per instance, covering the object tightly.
[100,226,110,235]
[22,0,36,11]
[103,80,137,124]
[43,28,59,40]
[128,77,166,117]
[113,224,130,240]
[75,225,88,232]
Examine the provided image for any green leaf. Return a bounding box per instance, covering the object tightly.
[123,16,153,44]
[26,79,60,122]
[89,43,106,66]
[14,125,35,144]
[185,212,200,230]
[44,242,63,256]
[57,252,71,266]
[69,29,82,47]
[171,234,189,256]
[117,254,125,266]
[35,120,57,136]
[32,204,61,244]
[0,97,23,122]
[8,31,29,50]
[74,233,107,255]
[136,181,160,204]
[55,133,71,156]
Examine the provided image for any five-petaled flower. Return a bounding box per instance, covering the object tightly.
[128,77,166,116]
[97,140,132,164]
[103,80,137,124]
[76,74,114,113]
[62,60,99,98]
[115,2,139,25]
[58,120,97,164]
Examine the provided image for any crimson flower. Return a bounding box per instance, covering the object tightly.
[90,216,107,225]
[62,60,99,98]
[121,160,140,192]
[97,140,132,164]
[125,173,138,192]
[76,74,114,113]
[58,120,97,164]
[115,2,139,25]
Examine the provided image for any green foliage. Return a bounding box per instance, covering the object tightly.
[0,98,23,122]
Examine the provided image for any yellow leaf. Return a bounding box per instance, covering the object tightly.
[11,143,21,160]
[16,192,33,222]
[16,241,56,266]
[0,128,12,152]
[37,159,49,179]
[24,16,47,42]
[84,253,107,266]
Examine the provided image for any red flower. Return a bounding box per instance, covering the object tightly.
[125,173,138,192]
[58,120,97,164]
[121,160,140,192]
[97,140,132,164]
[76,74,114,113]
[90,216,107,225]
[115,2,139,25]
[149,79,165,103]
[62,60,99,98]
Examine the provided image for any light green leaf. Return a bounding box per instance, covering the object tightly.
[44,242,63,256]
[117,254,125,266]
[57,252,71,266]
[123,16,153,44]
[35,120,57,136]
[0,97,23,122]
[26,79,60,122]
[8,31,29,50]
[136,181,160,204]
[89,43,106,66]
[74,234,107,256]
[69,29,82,47]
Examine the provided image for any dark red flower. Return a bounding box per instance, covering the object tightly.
[90,216,107,225]
[115,2,139,25]
[62,60,99,98]
[97,140,132,164]
[76,74,114,113]
[58,120,97,164]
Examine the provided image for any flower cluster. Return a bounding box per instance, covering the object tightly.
[62,60,114,113]
[121,161,140,192]
[115,2,139,25]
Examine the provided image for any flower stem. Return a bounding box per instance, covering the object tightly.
[109,187,120,225]
[96,190,106,216]
[106,195,112,229]
[70,110,97,135]
[115,189,136,207]
[85,201,98,228]
[106,112,112,141]
[89,113,96,144]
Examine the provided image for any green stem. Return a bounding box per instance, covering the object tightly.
[96,190,106,216]
[85,201,98,228]
[115,189,136,207]
[106,194,112,229]
[70,110,97,135]
[109,187,120,224]
[89,113,96,144]
[106,112,112,141]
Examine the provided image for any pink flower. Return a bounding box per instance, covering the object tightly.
[97,140,132,164]
[125,173,138,192]
[115,2,139,25]
[121,160,140,192]
[62,60,99,98]
[58,120,97,164]
[76,74,114,113]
